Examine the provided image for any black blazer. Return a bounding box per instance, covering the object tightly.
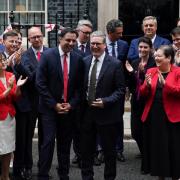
[83,54,126,125]
[36,47,84,115]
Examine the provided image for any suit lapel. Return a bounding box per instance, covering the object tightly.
[53,47,63,81]
[97,54,110,83]
[84,56,92,87]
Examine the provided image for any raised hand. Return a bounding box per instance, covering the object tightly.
[125,60,133,72]
[17,75,28,87]
[145,73,151,87]
[8,75,15,89]
[158,70,165,86]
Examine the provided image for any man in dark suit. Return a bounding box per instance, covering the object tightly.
[74,19,92,56]
[81,31,126,180]
[128,16,171,61]
[97,19,128,163]
[36,28,84,180]
[13,27,48,179]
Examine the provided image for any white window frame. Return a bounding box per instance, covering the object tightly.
[0,0,48,47]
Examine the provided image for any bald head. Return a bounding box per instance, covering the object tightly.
[28,27,43,50]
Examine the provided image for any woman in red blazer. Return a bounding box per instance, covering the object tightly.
[0,53,27,180]
[140,45,180,180]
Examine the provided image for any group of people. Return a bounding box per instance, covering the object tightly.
[0,15,180,180]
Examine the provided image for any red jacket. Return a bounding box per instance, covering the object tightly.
[0,71,17,120]
[140,65,180,123]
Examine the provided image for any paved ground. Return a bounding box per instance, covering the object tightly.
[27,139,161,180]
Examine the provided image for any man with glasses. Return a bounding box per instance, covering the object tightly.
[13,27,48,180]
[81,31,125,180]
[75,19,93,56]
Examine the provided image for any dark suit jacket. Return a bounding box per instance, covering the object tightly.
[127,35,171,61]
[83,54,126,125]
[140,65,180,123]
[14,46,48,112]
[106,39,129,64]
[36,47,84,115]
[74,42,91,57]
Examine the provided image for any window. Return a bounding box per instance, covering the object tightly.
[0,0,46,35]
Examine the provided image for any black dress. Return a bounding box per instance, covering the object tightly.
[142,73,180,178]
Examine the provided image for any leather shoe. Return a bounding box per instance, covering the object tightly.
[94,156,101,166]
[97,151,104,163]
[24,169,32,180]
[72,155,78,164]
[117,152,125,162]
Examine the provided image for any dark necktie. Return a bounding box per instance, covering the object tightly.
[37,51,41,61]
[80,44,85,52]
[88,59,98,103]
[110,42,116,58]
[63,53,68,102]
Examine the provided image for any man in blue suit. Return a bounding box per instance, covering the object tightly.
[128,16,171,61]
[36,28,84,180]
[13,27,48,179]
[97,19,128,163]
[81,31,126,180]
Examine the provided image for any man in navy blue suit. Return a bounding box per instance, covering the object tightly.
[74,19,93,56]
[81,31,125,180]
[128,16,171,61]
[36,28,84,180]
[13,27,48,179]
[97,19,128,163]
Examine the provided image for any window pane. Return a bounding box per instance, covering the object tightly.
[0,0,7,11]
[28,0,45,11]
[0,13,8,34]
[9,0,26,11]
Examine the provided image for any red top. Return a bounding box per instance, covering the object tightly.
[0,71,17,120]
[140,65,180,123]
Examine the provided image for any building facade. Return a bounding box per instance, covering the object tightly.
[0,0,179,46]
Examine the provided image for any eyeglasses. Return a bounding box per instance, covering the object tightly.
[29,35,43,40]
[80,30,92,35]
[90,42,104,46]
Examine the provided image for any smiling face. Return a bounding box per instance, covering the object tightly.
[78,25,92,44]
[142,19,157,38]
[90,36,106,58]
[0,54,7,71]
[138,42,151,58]
[59,32,77,53]
[154,49,171,68]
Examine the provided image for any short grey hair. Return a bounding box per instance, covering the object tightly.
[90,31,106,43]
[77,19,93,29]
[142,16,157,26]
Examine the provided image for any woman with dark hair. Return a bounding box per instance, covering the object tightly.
[125,36,156,157]
[0,53,27,180]
[140,45,180,180]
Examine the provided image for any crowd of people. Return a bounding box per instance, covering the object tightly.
[0,15,180,180]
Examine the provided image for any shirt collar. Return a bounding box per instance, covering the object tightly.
[32,46,43,54]
[58,45,70,57]
[151,34,156,44]
[106,36,117,46]
[92,51,106,63]
[77,39,87,47]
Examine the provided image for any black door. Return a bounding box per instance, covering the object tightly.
[119,0,179,44]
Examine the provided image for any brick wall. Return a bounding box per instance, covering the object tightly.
[48,0,97,47]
